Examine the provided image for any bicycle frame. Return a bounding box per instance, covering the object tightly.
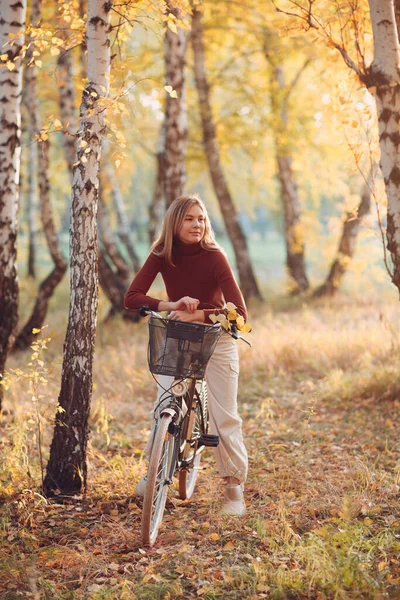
[138,304,248,545]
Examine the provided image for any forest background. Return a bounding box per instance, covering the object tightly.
[1,0,400,599]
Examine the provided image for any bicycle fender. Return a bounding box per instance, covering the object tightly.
[160,407,176,418]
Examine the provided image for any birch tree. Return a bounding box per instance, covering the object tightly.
[105,157,140,272]
[148,124,166,243]
[43,0,111,496]
[314,166,377,297]
[163,1,188,206]
[368,0,400,290]
[275,0,400,295]
[25,114,37,279]
[264,28,310,293]
[0,0,27,409]
[14,0,68,350]
[191,4,262,302]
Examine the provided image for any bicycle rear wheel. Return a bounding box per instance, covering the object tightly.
[141,414,175,546]
[178,382,208,500]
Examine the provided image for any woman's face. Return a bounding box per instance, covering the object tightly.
[177,203,206,244]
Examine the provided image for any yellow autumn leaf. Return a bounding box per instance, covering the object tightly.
[209,532,219,541]
[226,302,237,311]
[223,541,235,551]
[35,60,42,68]
[239,323,252,333]
[227,310,237,321]
[115,159,121,168]
[53,119,62,129]
[170,90,178,98]
[236,315,244,328]
[167,21,177,34]
[32,328,41,334]
[209,314,218,324]
[6,61,15,71]
[164,85,172,93]
[51,47,60,56]
[215,315,229,330]
[0,54,8,61]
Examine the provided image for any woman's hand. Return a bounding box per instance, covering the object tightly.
[172,296,200,313]
[169,309,204,322]
[158,296,199,313]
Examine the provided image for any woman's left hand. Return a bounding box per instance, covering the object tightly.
[169,309,204,322]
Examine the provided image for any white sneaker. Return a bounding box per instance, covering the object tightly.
[221,484,246,516]
[135,476,147,498]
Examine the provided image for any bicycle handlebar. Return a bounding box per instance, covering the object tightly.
[138,306,252,347]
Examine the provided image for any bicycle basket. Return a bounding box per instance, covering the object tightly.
[148,317,222,379]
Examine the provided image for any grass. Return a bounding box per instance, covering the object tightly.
[1,287,400,599]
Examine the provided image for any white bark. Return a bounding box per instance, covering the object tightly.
[68,0,111,375]
[164,1,187,205]
[0,0,27,403]
[0,1,26,282]
[369,0,400,79]
[368,0,400,288]
[44,0,111,496]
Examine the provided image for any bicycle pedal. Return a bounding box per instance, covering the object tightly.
[199,434,219,447]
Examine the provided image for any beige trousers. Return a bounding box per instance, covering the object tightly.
[152,334,248,483]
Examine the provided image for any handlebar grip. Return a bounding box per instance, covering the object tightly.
[138,305,151,317]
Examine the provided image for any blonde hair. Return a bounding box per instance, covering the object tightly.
[152,195,221,266]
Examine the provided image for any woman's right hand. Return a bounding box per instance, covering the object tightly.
[173,296,200,313]
[158,296,200,313]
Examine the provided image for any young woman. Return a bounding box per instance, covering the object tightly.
[124,195,248,516]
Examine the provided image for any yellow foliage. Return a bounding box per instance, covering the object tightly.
[209,304,252,335]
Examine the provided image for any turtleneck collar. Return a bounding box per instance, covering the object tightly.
[174,237,203,256]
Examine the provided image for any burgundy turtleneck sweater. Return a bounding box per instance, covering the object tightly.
[124,239,247,324]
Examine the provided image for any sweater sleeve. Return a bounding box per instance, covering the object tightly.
[203,251,248,324]
[124,252,163,311]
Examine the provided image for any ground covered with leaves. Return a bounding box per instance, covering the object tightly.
[1,294,400,599]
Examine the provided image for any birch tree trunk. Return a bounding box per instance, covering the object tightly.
[57,49,77,176]
[0,0,27,409]
[191,6,262,302]
[98,188,129,282]
[97,185,140,322]
[57,34,77,232]
[98,249,131,321]
[314,166,376,297]
[26,119,37,278]
[163,1,187,206]
[148,125,166,244]
[44,0,111,497]
[104,158,140,272]
[14,0,67,350]
[368,0,400,291]
[268,55,310,293]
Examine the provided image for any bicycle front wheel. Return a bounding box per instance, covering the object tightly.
[141,414,174,546]
[178,382,208,500]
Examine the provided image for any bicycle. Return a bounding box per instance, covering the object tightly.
[138,305,250,546]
